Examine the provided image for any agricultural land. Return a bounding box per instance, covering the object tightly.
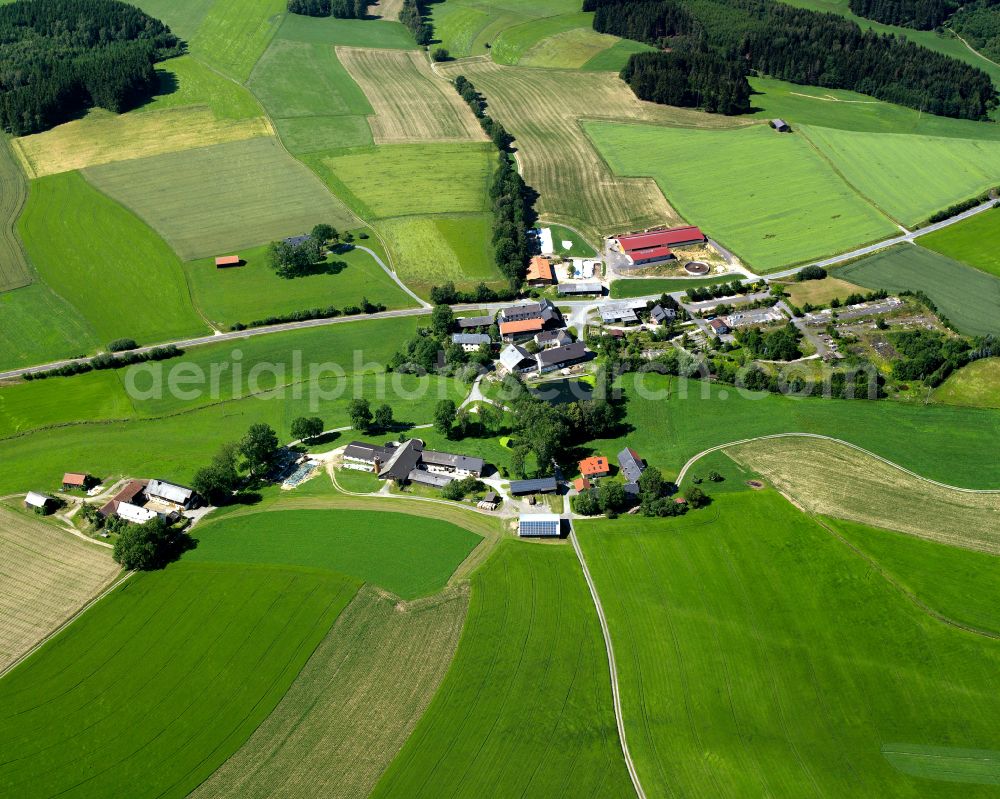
[932,358,1000,409]
[920,207,1000,279]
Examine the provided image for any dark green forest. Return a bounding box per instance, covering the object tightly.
[620,50,751,114]
[951,0,1000,62]
[0,0,181,135]
[586,0,997,120]
[286,0,370,19]
[848,0,954,29]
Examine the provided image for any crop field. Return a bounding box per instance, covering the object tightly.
[576,490,1000,797]
[518,26,623,69]
[247,39,373,154]
[779,275,866,306]
[189,0,286,82]
[130,0,218,41]
[187,509,481,599]
[0,285,98,371]
[338,48,486,144]
[835,245,1000,336]
[609,274,738,298]
[183,240,414,327]
[0,562,359,798]
[310,143,495,218]
[18,171,208,345]
[193,585,468,799]
[375,0,403,20]
[439,61,746,240]
[489,11,599,66]
[725,436,1000,552]
[0,137,31,290]
[800,125,1000,226]
[920,206,1000,279]
[584,121,898,271]
[932,358,1000,409]
[83,137,358,261]
[428,0,583,58]
[276,13,416,49]
[0,506,120,674]
[581,37,657,70]
[371,539,633,798]
[141,56,266,119]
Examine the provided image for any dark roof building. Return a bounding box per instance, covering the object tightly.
[509,476,558,495]
[422,450,486,476]
[618,447,646,484]
[557,282,603,296]
[536,341,589,372]
[146,479,196,508]
[284,234,311,247]
[378,438,425,481]
[451,333,491,348]
[407,469,452,488]
[343,440,395,466]
[535,329,572,348]
[457,315,494,329]
[771,118,791,132]
[518,514,561,537]
[651,304,676,325]
[99,479,147,518]
[499,299,561,325]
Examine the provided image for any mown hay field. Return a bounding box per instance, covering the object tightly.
[0,562,359,799]
[439,61,743,240]
[725,436,1000,553]
[193,585,468,799]
[577,490,1000,797]
[187,508,481,599]
[83,137,358,261]
[779,275,866,306]
[0,136,31,290]
[428,0,581,58]
[835,245,1000,336]
[800,125,1000,227]
[338,48,486,144]
[0,506,119,674]
[0,284,98,371]
[189,0,286,82]
[932,358,1000,410]
[18,171,209,345]
[371,539,634,798]
[920,206,1000,279]
[584,121,897,271]
[581,37,656,70]
[489,11,600,65]
[518,26,623,69]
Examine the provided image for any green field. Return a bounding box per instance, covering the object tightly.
[0,561,359,798]
[188,509,480,599]
[371,539,633,798]
[18,171,208,345]
[932,358,1000,409]
[191,0,286,81]
[0,284,99,372]
[276,12,415,48]
[835,245,1000,336]
[518,26,625,69]
[183,238,414,327]
[584,121,897,271]
[609,274,739,298]
[577,490,1000,796]
[545,223,598,257]
[141,55,265,120]
[580,37,658,70]
[130,0,218,41]
[800,125,1000,226]
[489,11,599,65]
[0,369,133,438]
[0,136,31,290]
[83,137,358,261]
[920,206,1000,279]
[247,39,373,154]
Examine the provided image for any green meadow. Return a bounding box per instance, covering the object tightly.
[190,0,286,82]
[141,55,265,120]
[584,121,897,271]
[276,12,416,48]
[83,137,357,261]
[800,125,1000,226]
[0,561,359,799]
[0,284,98,371]
[577,490,1000,797]
[546,223,598,257]
[0,369,133,438]
[835,245,1000,336]
[932,358,1000,409]
[371,539,633,798]
[0,135,31,291]
[920,207,1000,279]
[517,27,626,69]
[580,37,657,70]
[18,171,208,345]
[189,509,480,599]
[489,11,598,65]
[609,274,737,298]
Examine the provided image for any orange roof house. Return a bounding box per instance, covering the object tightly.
[579,456,610,478]
[499,318,544,337]
[573,477,592,492]
[62,472,89,489]
[526,256,555,284]
[215,255,241,268]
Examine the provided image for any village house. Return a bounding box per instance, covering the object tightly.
[650,304,677,325]
[618,447,646,484]
[498,300,563,341]
[536,341,589,374]
[526,256,555,285]
[534,329,572,349]
[451,332,491,353]
[342,438,485,486]
[709,317,732,335]
[579,456,610,479]
[98,479,148,518]
[498,343,536,376]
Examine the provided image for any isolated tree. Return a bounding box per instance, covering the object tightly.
[348,398,373,432]
[191,442,240,505]
[685,486,710,509]
[112,517,187,571]
[435,399,457,436]
[240,423,280,477]
[291,416,324,442]
[311,223,336,244]
[373,403,394,432]
[431,304,455,337]
[707,470,724,482]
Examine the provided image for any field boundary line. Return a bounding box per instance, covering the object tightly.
[676,432,1000,493]
[569,530,647,799]
[0,569,132,681]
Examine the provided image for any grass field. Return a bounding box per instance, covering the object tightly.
[0,136,31,290]
[0,561,359,798]
[276,12,416,49]
[545,223,598,257]
[800,125,1000,226]
[247,39,373,154]
[584,121,897,271]
[0,506,120,674]
[130,0,218,41]
[83,137,358,260]
[190,0,286,81]
[187,509,481,599]
[18,171,208,345]
[581,37,657,70]
[438,62,746,240]
[835,245,1000,336]
[338,48,486,144]
[0,370,133,438]
[0,284,99,371]
[609,274,740,298]
[577,489,1000,796]
[489,11,601,66]
[932,358,1000,409]
[371,539,634,798]
[779,275,866,306]
[141,56,266,119]
[725,436,1000,552]
[920,206,1000,279]
[518,26,623,69]
[183,239,415,327]
[192,585,468,799]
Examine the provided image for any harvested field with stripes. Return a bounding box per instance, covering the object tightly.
[0,137,31,291]
[437,61,743,239]
[193,585,468,799]
[338,48,487,144]
[0,505,120,674]
[725,436,1000,553]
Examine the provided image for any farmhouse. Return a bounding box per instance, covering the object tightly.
[24,492,57,514]
[526,256,555,285]
[343,438,485,485]
[614,226,707,268]
[579,456,610,479]
[536,342,589,373]
[618,447,646,484]
[557,281,603,296]
[498,343,535,376]
[342,441,394,471]
[62,472,91,490]
[509,476,558,495]
[214,255,241,268]
[116,502,159,525]
[451,333,491,352]
[518,513,561,538]
[771,118,791,133]
[146,479,197,510]
[499,299,562,327]
[709,317,731,335]
[535,329,572,349]
[457,314,494,330]
[98,479,147,518]
[651,304,677,325]
[499,317,544,340]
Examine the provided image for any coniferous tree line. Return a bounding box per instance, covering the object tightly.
[399,0,431,44]
[587,0,997,120]
[848,0,954,29]
[286,0,369,19]
[620,48,751,114]
[0,0,181,135]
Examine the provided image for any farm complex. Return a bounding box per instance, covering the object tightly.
[1,0,1000,796]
